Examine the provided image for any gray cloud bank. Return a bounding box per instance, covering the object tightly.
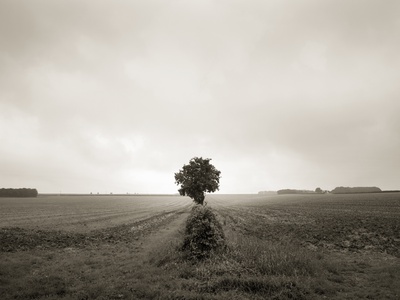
[1,0,399,193]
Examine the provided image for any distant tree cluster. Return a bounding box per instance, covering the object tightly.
[330,186,381,194]
[0,188,38,197]
[315,187,323,193]
[274,186,382,195]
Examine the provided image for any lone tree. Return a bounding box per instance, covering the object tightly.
[175,157,221,205]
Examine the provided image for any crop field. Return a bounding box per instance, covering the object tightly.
[0,195,191,232]
[1,193,399,299]
[210,193,400,257]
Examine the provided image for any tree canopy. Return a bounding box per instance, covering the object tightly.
[174,157,221,205]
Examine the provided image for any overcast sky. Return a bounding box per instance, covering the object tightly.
[1,0,399,194]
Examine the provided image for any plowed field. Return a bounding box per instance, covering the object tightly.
[0,195,190,232]
[1,193,399,299]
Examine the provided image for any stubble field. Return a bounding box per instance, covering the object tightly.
[1,193,399,299]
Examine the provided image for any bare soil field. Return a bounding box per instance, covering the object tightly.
[1,193,399,299]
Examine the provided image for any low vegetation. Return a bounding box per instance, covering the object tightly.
[157,229,327,299]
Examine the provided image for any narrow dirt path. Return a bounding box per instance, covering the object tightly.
[100,207,192,298]
[132,208,190,261]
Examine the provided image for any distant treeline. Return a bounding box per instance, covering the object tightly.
[330,186,381,194]
[0,188,38,197]
[277,189,316,195]
[275,186,382,195]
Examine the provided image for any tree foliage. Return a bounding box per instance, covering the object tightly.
[174,157,221,205]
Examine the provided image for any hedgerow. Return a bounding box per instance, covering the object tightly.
[182,205,226,260]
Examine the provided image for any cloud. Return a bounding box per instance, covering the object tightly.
[0,0,399,193]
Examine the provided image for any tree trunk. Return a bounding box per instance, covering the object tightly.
[196,193,205,205]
